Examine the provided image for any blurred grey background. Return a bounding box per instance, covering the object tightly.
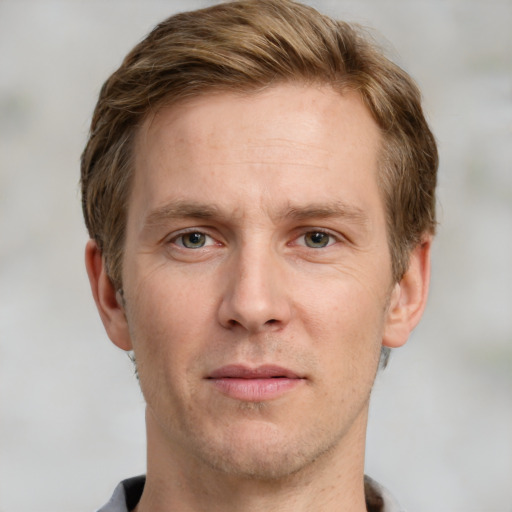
[0,1,511,511]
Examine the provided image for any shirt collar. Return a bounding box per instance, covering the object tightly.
[97,474,405,512]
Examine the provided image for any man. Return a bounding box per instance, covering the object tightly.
[82,1,437,510]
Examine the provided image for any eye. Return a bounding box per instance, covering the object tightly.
[301,231,336,248]
[174,231,213,249]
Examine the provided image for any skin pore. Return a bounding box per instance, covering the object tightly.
[86,83,431,512]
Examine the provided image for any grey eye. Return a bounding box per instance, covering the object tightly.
[180,232,207,249]
[304,231,331,248]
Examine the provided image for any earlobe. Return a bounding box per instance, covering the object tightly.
[85,239,133,351]
[382,236,432,348]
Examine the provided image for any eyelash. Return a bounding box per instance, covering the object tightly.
[293,229,339,249]
[167,228,340,250]
[168,230,217,249]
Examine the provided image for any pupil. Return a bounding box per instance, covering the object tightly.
[308,232,328,247]
[185,233,205,247]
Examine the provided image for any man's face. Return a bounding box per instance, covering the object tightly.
[119,84,398,478]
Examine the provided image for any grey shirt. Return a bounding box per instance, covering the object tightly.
[96,474,405,511]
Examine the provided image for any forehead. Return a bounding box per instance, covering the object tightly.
[138,84,379,152]
[130,84,382,222]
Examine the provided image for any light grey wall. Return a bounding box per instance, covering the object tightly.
[1,1,510,511]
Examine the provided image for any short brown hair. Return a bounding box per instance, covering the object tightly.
[81,0,438,290]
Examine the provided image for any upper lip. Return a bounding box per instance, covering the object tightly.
[207,364,301,379]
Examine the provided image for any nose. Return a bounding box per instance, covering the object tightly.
[217,243,291,333]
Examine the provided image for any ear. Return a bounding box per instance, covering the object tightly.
[85,239,133,351]
[382,236,432,348]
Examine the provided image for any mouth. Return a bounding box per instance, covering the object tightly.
[206,364,305,402]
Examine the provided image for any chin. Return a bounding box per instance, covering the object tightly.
[189,421,341,482]
[198,447,317,481]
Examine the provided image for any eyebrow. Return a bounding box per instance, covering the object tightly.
[143,201,226,230]
[143,199,369,229]
[281,202,369,225]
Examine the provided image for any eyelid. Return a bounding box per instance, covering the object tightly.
[291,228,343,248]
[163,226,346,248]
[166,228,218,248]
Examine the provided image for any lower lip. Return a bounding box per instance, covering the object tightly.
[209,378,302,401]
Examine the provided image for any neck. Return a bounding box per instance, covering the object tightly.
[134,408,370,512]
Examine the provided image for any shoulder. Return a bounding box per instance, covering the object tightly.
[96,476,145,512]
[365,475,406,512]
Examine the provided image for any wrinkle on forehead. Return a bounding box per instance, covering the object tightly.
[130,84,383,241]
[142,198,371,234]
[135,84,376,167]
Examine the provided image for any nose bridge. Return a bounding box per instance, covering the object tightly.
[219,237,290,332]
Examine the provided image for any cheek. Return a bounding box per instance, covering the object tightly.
[127,264,214,336]
[123,273,211,388]
[297,281,385,372]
